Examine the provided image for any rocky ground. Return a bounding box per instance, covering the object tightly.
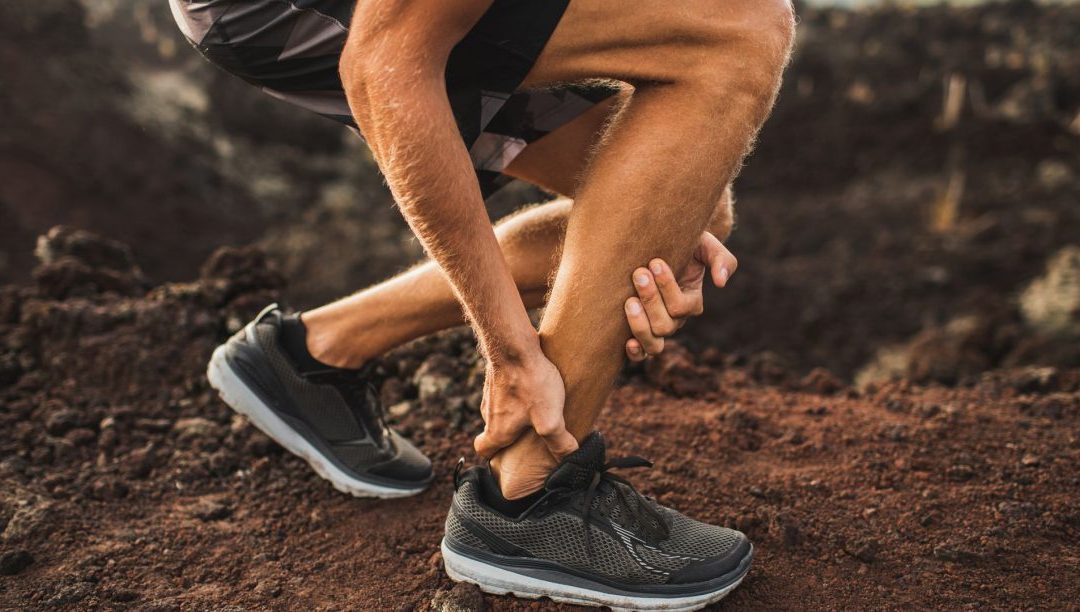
[3,1,1079,379]
[1,229,1077,610]
[2,0,1080,609]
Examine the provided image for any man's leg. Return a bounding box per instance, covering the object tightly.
[489,0,796,497]
[300,92,734,370]
[301,198,570,368]
[296,95,621,369]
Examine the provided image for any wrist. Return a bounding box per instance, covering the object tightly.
[485,329,544,369]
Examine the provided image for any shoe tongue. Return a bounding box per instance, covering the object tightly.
[544,432,607,491]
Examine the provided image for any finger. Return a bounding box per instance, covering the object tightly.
[702,234,738,287]
[626,338,647,362]
[633,268,678,337]
[649,259,690,318]
[626,297,664,354]
[534,417,580,460]
[473,427,521,459]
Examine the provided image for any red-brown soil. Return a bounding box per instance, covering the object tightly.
[1,232,1077,610]
[2,1,1079,609]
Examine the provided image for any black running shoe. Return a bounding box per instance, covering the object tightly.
[207,304,433,498]
[442,432,752,611]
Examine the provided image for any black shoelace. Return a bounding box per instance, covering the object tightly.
[578,456,671,556]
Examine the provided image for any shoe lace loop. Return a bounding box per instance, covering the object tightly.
[580,455,670,556]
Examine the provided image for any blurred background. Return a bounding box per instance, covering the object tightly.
[2,0,1078,384]
[1,2,1078,608]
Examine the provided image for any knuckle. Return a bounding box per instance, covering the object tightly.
[537,422,560,437]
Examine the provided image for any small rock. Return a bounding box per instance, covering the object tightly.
[126,444,159,479]
[996,501,1038,519]
[245,431,279,457]
[748,351,790,385]
[135,418,172,433]
[88,477,129,501]
[207,449,237,476]
[881,424,908,442]
[1020,246,1080,339]
[645,342,717,396]
[388,401,413,418]
[0,550,34,575]
[45,407,84,436]
[190,499,231,522]
[779,428,805,445]
[845,539,879,563]
[946,464,976,482]
[173,417,223,441]
[933,544,982,564]
[97,427,118,452]
[413,354,456,401]
[64,428,97,447]
[106,588,140,603]
[431,582,487,612]
[778,514,802,549]
[1020,454,1040,467]
[799,367,844,395]
[1005,367,1060,394]
[43,582,92,606]
[253,580,282,598]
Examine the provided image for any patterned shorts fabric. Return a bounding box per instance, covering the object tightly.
[168,0,619,198]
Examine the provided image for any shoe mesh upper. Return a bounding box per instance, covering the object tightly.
[252,321,368,442]
[448,478,745,585]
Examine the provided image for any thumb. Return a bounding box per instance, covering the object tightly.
[538,427,579,460]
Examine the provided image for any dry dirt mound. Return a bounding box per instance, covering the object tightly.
[1,229,1078,610]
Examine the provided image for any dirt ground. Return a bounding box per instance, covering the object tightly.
[2,0,1080,609]
[0,230,1077,610]
[3,1,1079,379]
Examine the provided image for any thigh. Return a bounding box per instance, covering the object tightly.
[501,90,627,197]
[521,0,731,88]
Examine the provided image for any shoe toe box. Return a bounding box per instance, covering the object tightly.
[667,529,752,585]
[367,430,433,484]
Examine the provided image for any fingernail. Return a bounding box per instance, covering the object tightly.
[634,273,650,287]
[650,261,663,275]
[627,301,643,315]
[719,267,730,284]
[629,345,641,354]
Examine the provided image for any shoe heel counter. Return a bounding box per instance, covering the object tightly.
[445,484,492,554]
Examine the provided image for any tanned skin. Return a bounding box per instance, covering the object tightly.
[301,101,739,369]
[334,0,794,498]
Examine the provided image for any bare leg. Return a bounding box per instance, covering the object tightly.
[490,0,796,497]
[302,198,571,368]
[302,91,734,370]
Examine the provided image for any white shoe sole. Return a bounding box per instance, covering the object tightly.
[441,538,748,611]
[207,342,427,499]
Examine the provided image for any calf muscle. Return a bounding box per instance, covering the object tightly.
[490,0,794,497]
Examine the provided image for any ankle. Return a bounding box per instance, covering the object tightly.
[490,436,558,500]
[300,313,373,370]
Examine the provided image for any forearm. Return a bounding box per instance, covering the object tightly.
[342,40,538,363]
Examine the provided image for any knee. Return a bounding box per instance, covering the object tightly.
[694,0,796,105]
[710,185,735,241]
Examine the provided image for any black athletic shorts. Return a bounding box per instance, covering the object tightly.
[169,0,618,198]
